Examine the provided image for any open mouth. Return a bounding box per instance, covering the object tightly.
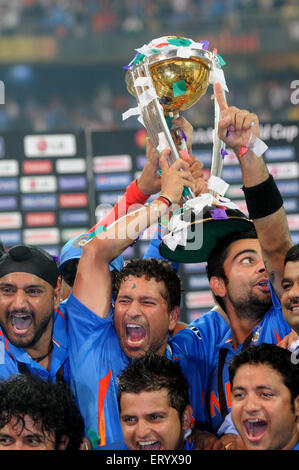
[255,280,270,293]
[243,418,268,442]
[9,313,33,334]
[138,440,161,450]
[125,324,146,346]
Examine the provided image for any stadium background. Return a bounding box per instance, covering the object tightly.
[0,0,298,322]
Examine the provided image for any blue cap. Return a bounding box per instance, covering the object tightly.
[58,232,124,274]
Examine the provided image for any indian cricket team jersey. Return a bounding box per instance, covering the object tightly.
[66,293,133,448]
[168,309,230,429]
[0,308,70,384]
[202,283,291,434]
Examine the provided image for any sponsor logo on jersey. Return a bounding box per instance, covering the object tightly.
[24,134,76,157]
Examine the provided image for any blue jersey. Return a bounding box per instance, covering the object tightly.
[192,283,291,434]
[0,307,70,384]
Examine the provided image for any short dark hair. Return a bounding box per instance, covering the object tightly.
[0,374,85,450]
[284,244,299,265]
[113,258,182,311]
[117,352,190,421]
[206,229,258,310]
[229,344,299,405]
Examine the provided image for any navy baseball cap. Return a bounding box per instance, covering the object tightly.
[58,232,124,274]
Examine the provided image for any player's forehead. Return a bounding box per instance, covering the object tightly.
[118,275,167,297]
[120,388,171,414]
[226,237,261,259]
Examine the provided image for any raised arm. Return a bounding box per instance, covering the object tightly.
[215,82,293,298]
[72,148,195,317]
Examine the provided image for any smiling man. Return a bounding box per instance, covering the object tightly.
[116,353,194,451]
[229,343,299,450]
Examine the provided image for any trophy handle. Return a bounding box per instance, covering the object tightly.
[209,83,227,197]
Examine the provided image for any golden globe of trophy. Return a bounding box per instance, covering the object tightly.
[123,36,254,263]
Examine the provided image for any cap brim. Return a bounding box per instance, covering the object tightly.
[159,208,254,263]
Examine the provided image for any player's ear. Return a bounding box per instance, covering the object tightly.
[181,405,193,431]
[209,276,226,298]
[294,394,299,423]
[57,435,69,450]
[168,305,180,332]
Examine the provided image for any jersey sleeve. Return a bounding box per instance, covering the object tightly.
[88,179,149,234]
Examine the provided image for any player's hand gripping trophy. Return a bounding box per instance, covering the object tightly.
[123,36,260,263]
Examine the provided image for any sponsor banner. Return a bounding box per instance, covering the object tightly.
[291,231,299,245]
[264,146,295,161]
[23,228,60,245]
[0,230,21,246]
[22,160,53,175]
[0,137,5,157]
[267,162,299,180]
[58,176,87,191]
[59,193,88,208]
[0,178,18,193]
[225,185,244,199]
[61,228,88,244]
[122,246,135,259]
[188,275,210,290]
[283,198,299,213]
[20,176,57,193]
[187,309,211,323]
[0,196,17,210]
[56,158,86,174]
[183,262,207,273]
[186,290,214,309]
[98,192,122,205]
[21,194,57,210]
[0,160,18,176]
[24,134,76,157]
[287,214,299,231]
[221,166,242,182]
[40,246,60,257]
[94,173,132,190]
[93,155,132,173]
[192,149,213,166]
[277,180,299,196]
[0,212,21,228]
[59,210,89,225]
[137,155,146,171]
[25,212,56,227]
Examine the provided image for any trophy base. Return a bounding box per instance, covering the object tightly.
[159,196,254,263]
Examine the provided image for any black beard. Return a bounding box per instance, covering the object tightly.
[1,309,53,349]
[232,293,273,323]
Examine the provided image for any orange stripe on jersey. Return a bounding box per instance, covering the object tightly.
[210,392,220,417]
[98,369,112,446]
[226,382,231,408]
[274,329,281,344]
[55,308,65,320]
[5,338,8,352]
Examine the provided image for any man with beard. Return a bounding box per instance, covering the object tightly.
[170,84,292,441]
[0,245,69,383]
